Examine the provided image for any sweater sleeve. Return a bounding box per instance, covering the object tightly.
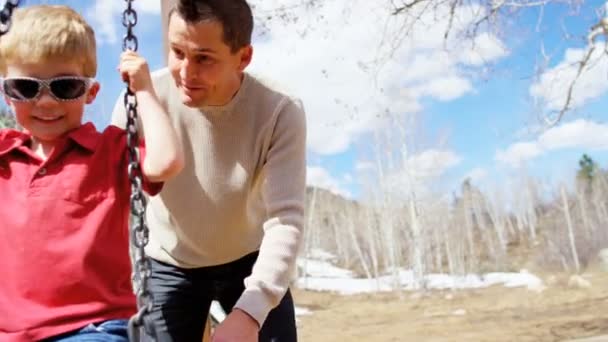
[233,98,307,327]
[110,68,170,132]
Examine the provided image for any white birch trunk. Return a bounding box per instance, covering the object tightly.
[409,199,424,289]
[462,190,476,272]
[345,212,373,279]
[576,188,593,242]
[302,187,318,286]
[561,186,580,273]
[365,207,382,290]
[486,195,507,253]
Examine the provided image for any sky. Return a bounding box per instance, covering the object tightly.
[8,0,608,200]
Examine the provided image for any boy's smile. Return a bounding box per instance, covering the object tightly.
[30,112,65,124]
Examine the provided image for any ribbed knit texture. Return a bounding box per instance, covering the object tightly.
[111,68,306,326]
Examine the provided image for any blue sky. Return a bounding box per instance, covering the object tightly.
[10,0,608,200]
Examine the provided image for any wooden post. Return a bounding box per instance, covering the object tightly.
[203,316,211,342]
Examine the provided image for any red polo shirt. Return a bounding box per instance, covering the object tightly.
[0,123,162,342]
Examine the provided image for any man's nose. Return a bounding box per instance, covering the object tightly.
[179,58,198,82]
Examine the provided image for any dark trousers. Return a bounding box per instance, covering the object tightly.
[142,251,297,342]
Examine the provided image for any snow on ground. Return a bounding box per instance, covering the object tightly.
[296,250,544,295]
[208,250,545,321]
[295,306,313,316]
[297,268,544,294]
[297,258,354,279]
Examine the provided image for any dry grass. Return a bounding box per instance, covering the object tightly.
[294,271,608,342]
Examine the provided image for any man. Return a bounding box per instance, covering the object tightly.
[111,0,306,341]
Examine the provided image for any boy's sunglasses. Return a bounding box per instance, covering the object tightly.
[1,76,94,102]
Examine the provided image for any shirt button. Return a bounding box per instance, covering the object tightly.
[38,167,47,175]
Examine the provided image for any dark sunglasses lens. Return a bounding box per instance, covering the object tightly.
[3,79,40,100]
[50,79,87,100]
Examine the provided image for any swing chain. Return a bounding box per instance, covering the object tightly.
[0,0,20,37]
[122,0,155,340]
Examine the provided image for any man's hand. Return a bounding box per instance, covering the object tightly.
[211,308,259,342]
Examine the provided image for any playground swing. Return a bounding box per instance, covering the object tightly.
[1,0,157,340]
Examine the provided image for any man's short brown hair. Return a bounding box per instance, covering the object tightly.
[169,0,253,53]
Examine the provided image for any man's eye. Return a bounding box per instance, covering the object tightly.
[196,55,211,63]
[172,49,185,58]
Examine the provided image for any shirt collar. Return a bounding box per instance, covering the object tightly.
[0,123,100,157]
[0,129,29,157]
[67,122,100,152]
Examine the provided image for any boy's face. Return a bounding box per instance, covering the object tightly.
[2,59,99,143]
[167,14,252,107]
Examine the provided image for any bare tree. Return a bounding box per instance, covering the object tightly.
[561,185,581,272]
[0,107,17,129]
[395,0,608,125]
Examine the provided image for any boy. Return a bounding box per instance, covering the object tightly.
[0,5,183,342]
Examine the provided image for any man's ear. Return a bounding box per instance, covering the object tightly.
[237,45,253,72]
[85,81,100,104]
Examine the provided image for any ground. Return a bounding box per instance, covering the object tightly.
[293,272,608,342]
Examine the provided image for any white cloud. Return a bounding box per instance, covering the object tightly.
[248,0,508,155]
[87,0,161,44]
[458,32,508,66]
[530,44,608,112]
[410,76,473,101]
[495,142,543,167]
[355,161,375,172]
[380,149,460,195]
[538,119,608,150]
[134,0,162,13]
[84,0,508,156]
[496,119,608,167]
[307,166,351,198]
[406,149,462,178]
[465,167,487,183]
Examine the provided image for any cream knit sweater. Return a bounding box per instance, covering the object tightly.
[111,68,306,326]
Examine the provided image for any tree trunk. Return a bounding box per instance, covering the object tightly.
[462,190,476,272]
[561,186,580,273]
[409,199,425,289]
[302,186,318,287]
[345,211,373,279]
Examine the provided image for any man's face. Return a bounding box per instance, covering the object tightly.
[167,14,252,107]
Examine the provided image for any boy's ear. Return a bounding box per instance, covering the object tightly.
[85,81,100,104]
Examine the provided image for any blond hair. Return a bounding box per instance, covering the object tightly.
[0,5,96,77]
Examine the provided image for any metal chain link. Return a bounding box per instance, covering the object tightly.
[122,1,156,340]
[0,0,20,37]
